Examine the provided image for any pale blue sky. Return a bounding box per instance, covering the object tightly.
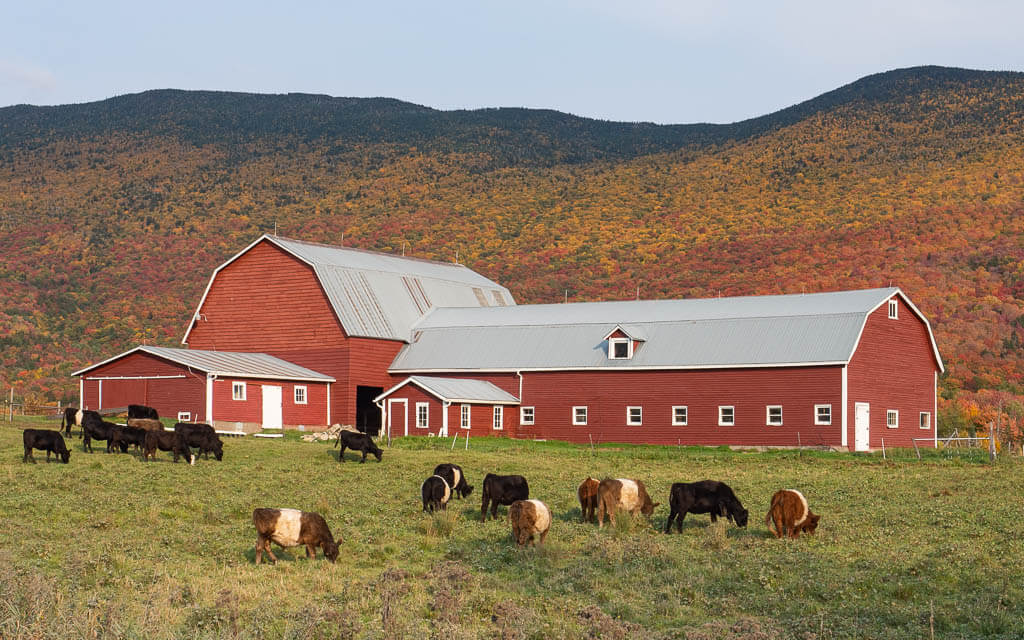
[3,1,1022,124]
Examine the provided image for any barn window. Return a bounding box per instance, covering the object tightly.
[460,404,471,429]
[294,386,307,404]
[888,299,898,319]
[815,404,832,425]
[609,338,632,360]
[626,406,643,426]
[493,406,504,430]
[886,409,899,428]
[520,406,535,425]
[416,403,429,429]
[766,405,783,426]
[232,382,246,401]
[573,406,588,425]
[177,411,191,422]
[672,406,688,426]
[718,406,735,426]
[919,412,931,429]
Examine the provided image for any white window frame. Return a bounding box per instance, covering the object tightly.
[520,406,535,426]
[626,406,642,426]
[919,411,931,430]
[460,404,471,429]
[294,385,307,405]
[887,409,899,429]
[492,405,504,430]
[766,405,783,426]
[718,406,735,426]
[416,402,429,429]
[573,406,588,425]
[672,405,688,426]
[232,381,246,401]
[814,404,832,425]
[608,338,633,360]
[177,411,191,422]
[888,299,898,319]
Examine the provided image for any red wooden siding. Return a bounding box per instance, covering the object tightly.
[379,384,511,437]
[209,378,328,428]
[847,296,940,448]
[81,351,207,420]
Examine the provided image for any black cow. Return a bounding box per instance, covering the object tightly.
[174,422,223,461]
[143,429,192,463]
[334,430,383,463]
[421,475,451,512]
[83,420,125,453]
[23,429,71,463]
[433,463,473,499]
[480,473,529,522]
[60,407,100,437]
[664,480,749,533]
[128,404,159,420]
[110,425,147,454]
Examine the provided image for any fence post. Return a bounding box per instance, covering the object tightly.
[8,388,12,422]
[881,437,886,460]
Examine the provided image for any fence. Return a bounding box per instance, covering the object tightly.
[1,388,66,422]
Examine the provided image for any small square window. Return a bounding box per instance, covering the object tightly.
[416,402,429,429]
[888,299,898,319]
[719,406,735,426]
[609,338,632,359]
[177,411,191,422]
[672,406,688,426]
[573,406,588,425]
[232,382,246,401]
[919,412,930,430]
[294,386,307,404]
[520,406,535,425]
[887,409,899,429]
[627,406,642,426]
[493,406,504,430]
[815,404,832,425]
[766,405,783,426]
[460,404,471,429]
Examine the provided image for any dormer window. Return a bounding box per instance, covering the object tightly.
[609,337,633,360]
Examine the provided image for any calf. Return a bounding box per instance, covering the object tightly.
[766,489,821,539]
[577,477,600,523]
[127,418,164,432]
[174,422,223,461]
[480,473,529,522]
[664,480,749,533]
[252,508,339,564]
[335,430,383,463]
[109,425,148,454]
[128,404,159,420]
[82,420,124,453]
[421,475,451,512]
[433,463,473,499]
[596,478,658,528]
[143,429,192,463]
[509,499,551,547]
[23,429,71,463]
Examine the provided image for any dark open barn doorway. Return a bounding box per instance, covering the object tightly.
[356,386,383,435]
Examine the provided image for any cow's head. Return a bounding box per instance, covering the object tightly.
[732,505,749,527]
[213,441,224,461]
[803,513,821,535]
[323,539,340,563]
[372,446,383,462]
[641,499,659,516]
[60,450,71,464]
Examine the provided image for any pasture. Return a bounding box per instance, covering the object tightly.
[1,418,1022,639]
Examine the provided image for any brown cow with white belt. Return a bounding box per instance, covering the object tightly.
[596,478,658,528]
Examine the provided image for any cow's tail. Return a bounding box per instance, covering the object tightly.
[334,434,340,447]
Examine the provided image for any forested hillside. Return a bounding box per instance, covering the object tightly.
[1,66,1022,436]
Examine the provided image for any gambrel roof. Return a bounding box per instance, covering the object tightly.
[391,287,944,372]
[183,235,515,343]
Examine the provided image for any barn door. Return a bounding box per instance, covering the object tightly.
[387,399,408,438]
[262,385,283,429]
[854,402,870,452]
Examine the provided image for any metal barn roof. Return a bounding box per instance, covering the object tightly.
[375,375,520,404]
[73,346,335,382]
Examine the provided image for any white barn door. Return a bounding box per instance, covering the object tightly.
[262,385,283,429]
[854,402,870,452]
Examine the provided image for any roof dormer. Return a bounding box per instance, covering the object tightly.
[603,325,645,360]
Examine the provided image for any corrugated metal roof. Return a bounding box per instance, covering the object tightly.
[75,346,335,381]
[379,376,520,403]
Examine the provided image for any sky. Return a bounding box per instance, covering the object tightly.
[2,0,1023,124]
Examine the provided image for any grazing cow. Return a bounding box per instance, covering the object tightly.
[61,407,100,437]
[174,422,223,461]
[421,475,452,512]
[509,499,551,547]
[109,425,148,454]
[433,463,473,499]
[766,489,821,539]
[22,429,71,463]
[128,404,159,420]
[664,480,749,533]
[143,429,192,463]
[126,418,164,432]
[596,478,658,528]
[577,477,600,523]
[82,420,125,453]
[334,430,383,463]
[480,473,529,522]
[252,508,340,564]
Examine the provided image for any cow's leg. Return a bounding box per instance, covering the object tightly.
[306,544,316,559]
[539,529,548,546]
[664,507,676,533]
[480,496,489,522]
[23,447,33,463]
[771,512,784,539]
[255,538,266,564]
[338,444,346,462]
[490,501,499,521]
[359,448,367,463]
[46,449,52,462]
[597,497,606,528]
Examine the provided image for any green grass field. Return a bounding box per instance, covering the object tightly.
[1,417,1022,639]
